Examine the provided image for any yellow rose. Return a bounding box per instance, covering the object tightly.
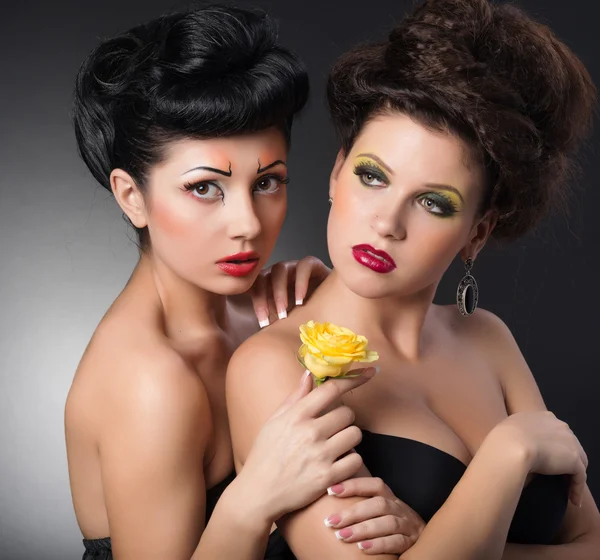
[297,321,379,383]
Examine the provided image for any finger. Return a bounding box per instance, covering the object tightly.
[355,534,414,555]
[333,515,411,545]
[328,452,364,487]
[270,370,313,420]
[297,368,378,418]
[569,459,587,507]
[326,477,392,500]
[268,262,290,319]
[314,405,356,439]
[249,272,270,328]
[326,426,363,460]
[293,256,326,306]
[325,496,399,529]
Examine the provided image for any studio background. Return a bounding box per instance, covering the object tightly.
[0,1,598,558]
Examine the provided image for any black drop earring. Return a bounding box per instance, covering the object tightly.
[457,257,479,316]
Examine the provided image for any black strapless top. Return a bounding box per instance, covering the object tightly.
[81,471,237,560]
[265,430,569,559]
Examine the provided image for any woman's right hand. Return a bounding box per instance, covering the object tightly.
[239,368,377,523]
[491,411,588,507]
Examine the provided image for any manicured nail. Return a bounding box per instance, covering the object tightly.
[327,483,344,495]
[295,298,303,306]
[335,528,353,540]
[358,541,373,550]
[324,514,341,528]
[256,308,269,328]
[278,309,288,320]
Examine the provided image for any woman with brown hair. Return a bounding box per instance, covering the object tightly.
[228,0,600,558]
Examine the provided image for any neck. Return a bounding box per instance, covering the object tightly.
[135,252,228,340]
[310,270,438,361]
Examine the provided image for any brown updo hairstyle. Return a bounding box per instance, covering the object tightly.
[327,0,596,240]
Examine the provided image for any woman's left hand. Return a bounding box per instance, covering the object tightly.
[324,477,425,555]
[250,256,331,327]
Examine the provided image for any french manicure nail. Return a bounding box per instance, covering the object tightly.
[258,318,270,328]
[324,514,341,527]
[278,309,287,320]
[358,541,373,550]
[335,528,353,540]
[296,298,303,306]
[327,483,344,495]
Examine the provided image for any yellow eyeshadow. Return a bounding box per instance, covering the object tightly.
[354,157,386,174]
[430,188,464,210]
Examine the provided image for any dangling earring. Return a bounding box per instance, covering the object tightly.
[457,257,479,317]
[328,197,333,205]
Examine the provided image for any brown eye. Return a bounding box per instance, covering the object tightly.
[253,175,285,194]
[184,182,223,200]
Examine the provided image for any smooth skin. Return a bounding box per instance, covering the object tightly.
[227,114,600,559]
[65,127,423,560]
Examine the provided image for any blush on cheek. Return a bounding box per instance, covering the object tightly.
[149,197,196,239]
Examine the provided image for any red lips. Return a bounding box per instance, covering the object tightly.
[216,251,260,277]
[351,244,397,274]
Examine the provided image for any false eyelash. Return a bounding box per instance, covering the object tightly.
[259,173,290,185]
[353,164,387,183]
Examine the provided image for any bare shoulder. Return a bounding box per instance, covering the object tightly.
[66,312,212,445]
[227,321,302,393]
[438,304,546,412]
[439,304,514,344]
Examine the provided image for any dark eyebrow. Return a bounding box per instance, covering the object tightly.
[257,160,287,174]
[181,162,232,177]
[425,183,465,203]
[356,153,394,175]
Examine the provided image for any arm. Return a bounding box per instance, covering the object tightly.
[492,312,600,559]
[227,333,397,560]
[99,351,273,560]
[400,310,600,560]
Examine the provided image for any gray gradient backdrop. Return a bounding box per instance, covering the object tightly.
[1,1,598,558]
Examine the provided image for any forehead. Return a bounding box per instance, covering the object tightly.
[157,127,288,173]
[351,112,482,188]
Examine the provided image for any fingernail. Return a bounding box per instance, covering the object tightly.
[256,309,270,328]
[278,309,288,320]
[358,541,373,550]
[335,528,353,540]
[302,369,312,381]
[363,366,380,376]
[296,298,303,306]
[324,514,341,527]
[327,483,344,495]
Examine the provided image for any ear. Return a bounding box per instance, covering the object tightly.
[110,168,148,229]
[460,209,497,262]
[329,148,347,200]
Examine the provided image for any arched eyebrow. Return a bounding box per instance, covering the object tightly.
[257,160,287,174]
[356,153,394,175]
[181,162,232,177]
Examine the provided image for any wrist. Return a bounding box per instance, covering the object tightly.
[484,423,533,476]
[226,468,279,528]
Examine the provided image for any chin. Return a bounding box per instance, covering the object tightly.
[207,275,257,296]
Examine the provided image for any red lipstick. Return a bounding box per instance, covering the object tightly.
[351,244,397,274]
[216,251,260,277]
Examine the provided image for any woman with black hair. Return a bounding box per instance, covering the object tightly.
[65,6,422,560]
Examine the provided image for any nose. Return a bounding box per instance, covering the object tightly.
[371,201,407,241]
[226,192,262,241]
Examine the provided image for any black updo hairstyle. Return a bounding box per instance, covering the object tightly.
[327,0,596,240]
[73,5,309,245]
